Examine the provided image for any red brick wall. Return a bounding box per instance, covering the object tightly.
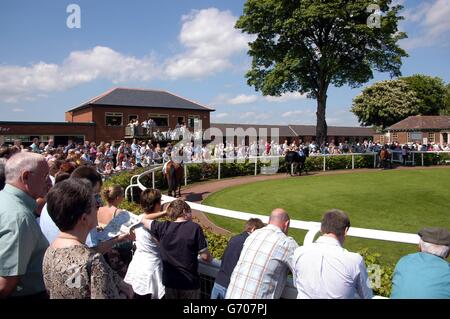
[85,105,211,142]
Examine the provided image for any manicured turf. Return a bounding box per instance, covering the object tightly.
[203,168,450,265]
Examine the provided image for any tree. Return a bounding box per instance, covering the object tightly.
[401,74,447,115]
[236,0,407,144]
[441,83,450,115]
[351,79,420,129]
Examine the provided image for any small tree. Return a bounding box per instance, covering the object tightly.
[236,0,407,144]
[351,79,420,129]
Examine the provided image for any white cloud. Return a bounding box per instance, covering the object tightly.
[265,92,307,102]
[212,112,229,119]
[164,8,253,79]
[11,108,24,112]
[227,94,259,105]
[0,46,159,103]
[402,0,450,49]
[281,109,312,118]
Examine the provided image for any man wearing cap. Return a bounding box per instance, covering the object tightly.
[391,227,450,299]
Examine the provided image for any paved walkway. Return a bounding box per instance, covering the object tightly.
[181,165,449,235]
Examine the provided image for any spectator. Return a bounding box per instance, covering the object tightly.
[42,179,133,299]
[391,227,450,299]
[30,138,40,153]
[0,158,6,190]
[225,208,298,299]
[292,209,373,299]
[401,145,409,166]
[124,189,167,299]
[97,185,132,277]
[141,199,212,299]
[40,166,131,254]
[0,152,51,298]
[211,218,265,299]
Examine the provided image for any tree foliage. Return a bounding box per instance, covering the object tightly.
[401,74,447,115]
[441,83,450,115]
[351,79,420,129]
[236,0,407,144]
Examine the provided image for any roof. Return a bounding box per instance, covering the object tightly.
[0,121,95,126]
[290,125,375,136]
[388,116,450,131]
[68,88,214,112]
[211,123,296,137]
[211,123,375,137]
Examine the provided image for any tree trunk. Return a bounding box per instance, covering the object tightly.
[316,90,328,146]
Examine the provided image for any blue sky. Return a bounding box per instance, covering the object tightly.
[0,0,449,126]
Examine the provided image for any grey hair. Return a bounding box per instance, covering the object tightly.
[419,239,450,259]
[5,152,45,183]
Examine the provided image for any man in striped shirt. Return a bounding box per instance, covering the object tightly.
[225,208,298,299]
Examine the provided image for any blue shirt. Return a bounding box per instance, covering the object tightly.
[39,204,97,247]
[391,252,450,299]
[215,231,249,288]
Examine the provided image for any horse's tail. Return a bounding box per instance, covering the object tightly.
[170,164,177,192]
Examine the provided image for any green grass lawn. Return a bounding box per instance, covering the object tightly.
[203,168,450,265]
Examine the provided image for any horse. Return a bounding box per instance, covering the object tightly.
[285,147,309,176]
[165,160,184,197]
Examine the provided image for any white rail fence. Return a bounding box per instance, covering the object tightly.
[124,165,423,298]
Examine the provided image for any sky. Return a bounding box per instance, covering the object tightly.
[0,0,449,126]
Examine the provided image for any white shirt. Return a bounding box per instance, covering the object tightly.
[292,235,373,299]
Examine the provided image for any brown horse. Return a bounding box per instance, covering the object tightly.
[165,160,184,197]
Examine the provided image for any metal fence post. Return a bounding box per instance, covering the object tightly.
[412,152,415,166]
[352,154,355,169]
[421,153,424,166]
[254,157,257,176]
[373,153,376,168]
[184,164,187,186]
[323,155,326,172]
[152,170,155,189]
[291,163,294,175]
[218,160,221,180]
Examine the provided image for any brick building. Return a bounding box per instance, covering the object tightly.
[373,115,450,145]
[0,88,214,146]
[210,123,375,145]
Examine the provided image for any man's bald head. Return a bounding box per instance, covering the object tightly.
[269,208,290,234]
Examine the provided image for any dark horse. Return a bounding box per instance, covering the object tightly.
[285,147,309,176]
[165,160,184,197]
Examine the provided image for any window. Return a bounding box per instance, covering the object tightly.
[379,135,385,144]
[428,132,435,143]
[105,112,123,126]
[177,116,185,125]
[188,115,200,128]
[392,132,399,142]
[148,114,169,127]
[128,115,138,123]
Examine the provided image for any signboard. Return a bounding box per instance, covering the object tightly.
[411,132,422,140]
[423,138,428,144]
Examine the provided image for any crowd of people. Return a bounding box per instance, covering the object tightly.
[1,137,449,180]
[0,151,448,300]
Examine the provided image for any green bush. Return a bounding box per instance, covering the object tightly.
[358,248,394,297]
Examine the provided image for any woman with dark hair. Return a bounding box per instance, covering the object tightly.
[42,179,133,299]
[124,189,166,299]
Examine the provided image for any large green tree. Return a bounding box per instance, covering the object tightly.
[441,83,450,115]
[401,74,447,115]
[236,0,407,144]
[351,79,420,129]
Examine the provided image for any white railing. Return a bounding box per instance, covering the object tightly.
[390,150,450,166]
[127,164,425,299]
[131,166,420,246]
